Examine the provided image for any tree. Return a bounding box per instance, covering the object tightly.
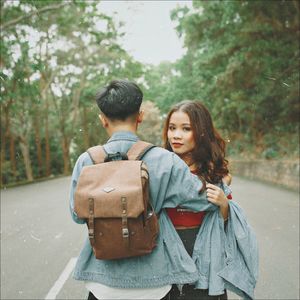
[1,0,144,185]
[165,0,299,157]
[138,101,163,145]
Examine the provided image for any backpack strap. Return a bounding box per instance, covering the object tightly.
[87,145,107,164]
[127,141,156,160]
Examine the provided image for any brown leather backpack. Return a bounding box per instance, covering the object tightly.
[74,141,159,260]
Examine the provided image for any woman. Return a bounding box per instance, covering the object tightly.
[162,100,232,300]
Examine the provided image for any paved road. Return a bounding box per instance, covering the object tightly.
[1,176,299,300]
[228,178,299,300]
[1,177,87,300]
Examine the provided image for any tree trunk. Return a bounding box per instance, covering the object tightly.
[0,135,5,185]
[71,72,85,121]
[44,100,51,176]
[83,106,90,149]
[19,137,33,182]
[0,134,5,166]
[0,106,6,185]
[0,105,7,166]
[61,135,70,175]
[40,73,53,177]
[9,133,17,178]
[33,112,44,177]
[1,103,10,164]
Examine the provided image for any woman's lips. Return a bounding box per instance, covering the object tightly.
[172,143,183,148]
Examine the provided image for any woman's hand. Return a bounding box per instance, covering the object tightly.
[206,183,229,220]
[206,183,228,207]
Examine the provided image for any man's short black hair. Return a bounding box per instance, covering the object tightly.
[96,80,143,120]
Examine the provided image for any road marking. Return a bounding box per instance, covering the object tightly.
[45,257,77,300]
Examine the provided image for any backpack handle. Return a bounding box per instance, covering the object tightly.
[104,152,128,162]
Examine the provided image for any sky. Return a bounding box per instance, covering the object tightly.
[98,1,193,65]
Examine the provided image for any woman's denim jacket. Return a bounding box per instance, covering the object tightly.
[69,131,258,299]
[193,201,259,300]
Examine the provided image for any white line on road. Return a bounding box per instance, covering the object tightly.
[45,257,77,300]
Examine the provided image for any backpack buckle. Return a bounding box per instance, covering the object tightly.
[122,228,129,238]
[121,197,129,238]
[88,198,95,245]
[88,228,94,239]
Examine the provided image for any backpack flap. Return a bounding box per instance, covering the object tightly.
[74,160,145,219]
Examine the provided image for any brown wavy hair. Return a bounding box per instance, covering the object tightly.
[163,100,229,187]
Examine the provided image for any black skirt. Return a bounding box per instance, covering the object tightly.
[161,284,227,300]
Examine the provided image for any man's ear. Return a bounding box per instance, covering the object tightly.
[99,114,108,128]
[137,110,144,123]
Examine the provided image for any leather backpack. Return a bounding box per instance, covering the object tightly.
[74,141,159,260]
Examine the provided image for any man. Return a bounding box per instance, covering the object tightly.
[69,79,229,300]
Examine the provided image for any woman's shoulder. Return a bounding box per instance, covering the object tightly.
[143,146,178,160]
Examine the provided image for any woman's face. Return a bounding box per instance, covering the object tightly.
[167,110,195,157]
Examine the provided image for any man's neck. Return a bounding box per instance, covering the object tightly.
[107,124,137,137]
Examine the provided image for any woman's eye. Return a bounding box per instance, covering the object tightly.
[183,127,191,132]
[168,126,175,130]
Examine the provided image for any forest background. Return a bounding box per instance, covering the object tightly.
[1,0,299,186]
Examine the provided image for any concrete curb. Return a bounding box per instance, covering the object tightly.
[229,159,299,192]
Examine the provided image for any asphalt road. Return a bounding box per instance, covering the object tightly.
[1,176,299,300]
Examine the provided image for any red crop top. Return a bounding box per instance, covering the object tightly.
[166,172,232,227]
[166,207,205,227]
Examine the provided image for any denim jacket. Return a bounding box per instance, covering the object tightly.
[193,201,259,300]
[69,131,219,288]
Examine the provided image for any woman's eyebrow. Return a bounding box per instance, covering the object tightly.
[169,122,191,126]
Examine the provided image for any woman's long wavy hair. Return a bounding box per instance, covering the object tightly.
[163,100,229,187]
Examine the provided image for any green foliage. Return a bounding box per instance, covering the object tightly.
[1,0,144,185]
[138,101,163,145]
[1,160,22,185]
[146,0,299,160]
[1,0,299,185]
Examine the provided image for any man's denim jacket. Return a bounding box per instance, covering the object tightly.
[69,131,258,299]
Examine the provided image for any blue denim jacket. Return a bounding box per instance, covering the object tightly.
[193,201,259,300]
[69,131,219,287]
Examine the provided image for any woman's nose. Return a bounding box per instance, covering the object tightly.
[173,130,182,139]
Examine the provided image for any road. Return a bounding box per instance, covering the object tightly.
[1,176,299,300]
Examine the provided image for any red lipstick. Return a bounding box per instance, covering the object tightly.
[172,143,183,148]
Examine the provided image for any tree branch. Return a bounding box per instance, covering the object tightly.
[1,2,70,30]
